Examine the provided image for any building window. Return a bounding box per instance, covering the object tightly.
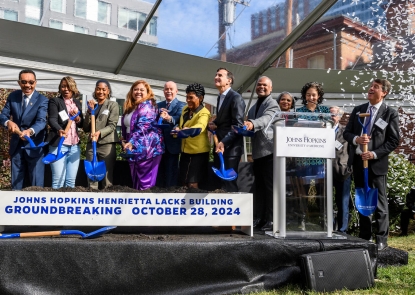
[74,0,86,18]
[97,30,129,41]
[0,9,18,21]
[279,6,284,28]
[253,14,259,37]
[149,17,157,36]
[262,11,267,34]
[25,0,42,25]
[75,0,110,24]
[308,55,325,69]
[98,1,110,24]
[74,25,88,34]
[50,0,66,14]
[49,19,63,29]
[270,8,276,31]
[118,7,146,31]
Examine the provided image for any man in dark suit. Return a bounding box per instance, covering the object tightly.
[157,81,185,187]
[209,67,245,192]
[0,69,48,190]
[343,78,400,250]
[330,106,352,233]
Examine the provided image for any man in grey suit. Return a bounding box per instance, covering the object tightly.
[330,106,352,233]
[244,76,280,230]
[157,81,185,187]
[0,69,48,190]
[344,78,400,251]
[209,68,245,192]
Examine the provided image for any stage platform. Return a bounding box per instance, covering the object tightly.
[0,226,406,294]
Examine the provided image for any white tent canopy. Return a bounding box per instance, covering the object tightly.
[0,19,413,112]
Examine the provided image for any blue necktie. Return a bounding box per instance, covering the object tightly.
[22,95,28,113]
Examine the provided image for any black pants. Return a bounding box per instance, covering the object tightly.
[253,154,273,221]
[213,154,240,192]
[156,150,179,188]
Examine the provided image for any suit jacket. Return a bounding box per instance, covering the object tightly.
[47,96,84,147]
[343,102,400,176]
[157,98,185,154]
[0,89,48,157]
[247,95,280,160]
[213,88,245,157]
[333,124,352,181]
[83,99,119,144]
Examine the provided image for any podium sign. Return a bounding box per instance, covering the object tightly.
[276,126,335,159]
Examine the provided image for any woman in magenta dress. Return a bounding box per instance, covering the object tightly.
[122,80,164,190]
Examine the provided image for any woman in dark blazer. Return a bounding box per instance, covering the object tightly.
[47,76,83,189]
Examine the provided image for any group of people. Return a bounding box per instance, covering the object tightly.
[0,69,401,250]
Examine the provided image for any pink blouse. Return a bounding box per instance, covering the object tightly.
[63,98,80,145]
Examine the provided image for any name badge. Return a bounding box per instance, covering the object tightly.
[375,118,388,130]
[335,140,343,150]
[102,109,110,115]
[59,110,69,121]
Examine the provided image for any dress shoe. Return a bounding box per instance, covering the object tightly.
[261,221,273,231]
[377,242,388,251]
[253,218,266,228]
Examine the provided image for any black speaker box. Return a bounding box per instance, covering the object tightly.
[300,249,374,292]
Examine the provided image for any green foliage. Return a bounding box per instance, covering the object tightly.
[387,152,415,232]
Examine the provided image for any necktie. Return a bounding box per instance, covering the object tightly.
[364,106,375,135]
[360,106,375,152]
[166,102,171,110]
[22,95,28,113]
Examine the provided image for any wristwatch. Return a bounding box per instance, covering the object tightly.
[29,129,35,136]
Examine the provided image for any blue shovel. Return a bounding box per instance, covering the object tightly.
[43,111,80,164]
[232,125,254,137]
[355,112,378,216]
[13,129,47,150]
[209,129,237,181]
[84,103,106,182]
[0,226,116,239]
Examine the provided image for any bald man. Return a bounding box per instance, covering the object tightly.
[156,81,185,188]
[244,76,280,231]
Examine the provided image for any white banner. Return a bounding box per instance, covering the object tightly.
[276,126,335,158]
[0,192,252,233]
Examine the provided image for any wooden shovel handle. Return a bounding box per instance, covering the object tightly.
[213,133,219,148]
[359,113,370,169]
[91,114,96,141]
[19,231,61,238]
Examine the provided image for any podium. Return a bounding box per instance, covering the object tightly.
[266,112,344,239]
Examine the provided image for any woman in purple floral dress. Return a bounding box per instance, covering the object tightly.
[122,80,164,190]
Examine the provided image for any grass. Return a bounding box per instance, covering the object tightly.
[250,234,415,295]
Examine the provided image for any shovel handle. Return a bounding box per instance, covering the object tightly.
[361,136,368,168]
[19,231,61,238]
[213,133,219,147]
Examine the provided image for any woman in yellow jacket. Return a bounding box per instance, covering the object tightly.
[176,83,211,188]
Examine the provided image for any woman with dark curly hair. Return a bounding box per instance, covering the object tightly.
[293,82,330,230]
[175,83,211,188]
[295,82,330,117]
[122,80,164,190]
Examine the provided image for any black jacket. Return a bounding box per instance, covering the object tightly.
[213,88,245,157]
[47,96,84,147]
[343,102,400,175]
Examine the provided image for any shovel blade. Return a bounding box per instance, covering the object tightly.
[43,153,58,164]
[61,226,116,239]
[212,167,237,181]
[84,160,106,182]
[355,187,378,216]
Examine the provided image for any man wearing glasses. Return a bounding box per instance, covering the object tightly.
[330,106,352,233]
[0,69,48,190]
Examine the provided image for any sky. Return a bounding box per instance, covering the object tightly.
[145,0,285,58]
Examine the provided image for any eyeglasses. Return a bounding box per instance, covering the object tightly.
[19,80,36,85]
